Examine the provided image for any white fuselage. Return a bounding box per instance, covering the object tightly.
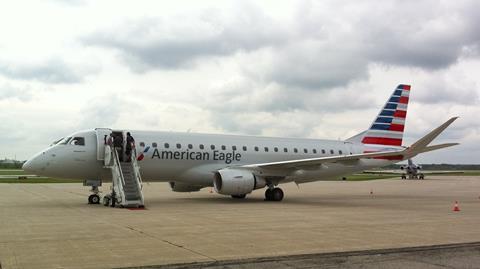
[23,129,395,187]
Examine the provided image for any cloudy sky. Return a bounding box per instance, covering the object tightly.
[0,0,479,163]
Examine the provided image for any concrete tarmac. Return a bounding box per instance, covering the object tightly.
[0,176,479,269]
[122,242,480,269]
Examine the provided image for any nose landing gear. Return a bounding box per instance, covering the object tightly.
[88,193,100,204]
[84,179,102,204]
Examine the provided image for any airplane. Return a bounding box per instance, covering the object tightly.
[364,159,424,179]
[364,158,463,179]
[400,159,424,179]
[22,84,459,207]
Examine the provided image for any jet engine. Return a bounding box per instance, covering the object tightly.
[213,169,266,195]
[169,182,203,192]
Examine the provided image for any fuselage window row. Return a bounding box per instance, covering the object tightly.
[141,142,342,156]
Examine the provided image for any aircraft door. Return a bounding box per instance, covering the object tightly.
[344,142,354,155]
[95,128,112,161]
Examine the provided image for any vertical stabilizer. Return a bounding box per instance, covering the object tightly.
[362,84,411,149]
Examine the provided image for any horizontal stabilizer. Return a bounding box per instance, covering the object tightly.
[413,143,460,154]
[405,117,459,157]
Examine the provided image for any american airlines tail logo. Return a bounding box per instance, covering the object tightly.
[137,146,150,161]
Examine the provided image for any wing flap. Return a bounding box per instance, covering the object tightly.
[414,143,459,154]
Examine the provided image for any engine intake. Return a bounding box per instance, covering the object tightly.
[213,169,265,196]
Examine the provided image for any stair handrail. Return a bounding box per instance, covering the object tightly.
[110,145,126,204]
[129,148,145,205]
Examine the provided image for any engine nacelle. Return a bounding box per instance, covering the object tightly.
[169,182,203,192]
[213,169,266,195]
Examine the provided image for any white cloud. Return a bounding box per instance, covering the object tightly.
[0,0,478,164]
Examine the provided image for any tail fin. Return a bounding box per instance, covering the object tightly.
[362,84,411,148]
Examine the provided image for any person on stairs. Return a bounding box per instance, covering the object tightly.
[125,132,135,162]
[113,134,123,162]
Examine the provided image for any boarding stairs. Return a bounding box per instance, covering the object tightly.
[104,145,144,207]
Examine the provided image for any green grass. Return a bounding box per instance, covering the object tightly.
[461,171,480,176]
[0,177,83,183]
[345,174,398,181]
[0,170,28,175]
[0,169,82,183]
[0,169,478,184]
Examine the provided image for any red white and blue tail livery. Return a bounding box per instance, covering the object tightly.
[362,84,410,153]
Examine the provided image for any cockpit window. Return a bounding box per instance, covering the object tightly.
[59,137,73,145]
[70,137,85,146]
[51,138,64,146]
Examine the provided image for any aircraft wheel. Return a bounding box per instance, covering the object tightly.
[419,174,424,180]
[103,196,111,207]
[265,188,274,201]
[272,188,284,201]
[231,194,246,199]
[88,194,100,204]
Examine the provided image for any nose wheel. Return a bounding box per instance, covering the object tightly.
[88,194,100,204]
[85,181,102,205]
[265,187,284,201]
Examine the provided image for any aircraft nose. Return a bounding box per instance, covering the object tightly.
[22,156,43,173]
[22,159,35,172]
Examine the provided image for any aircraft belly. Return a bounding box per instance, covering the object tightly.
[139,160,218,185]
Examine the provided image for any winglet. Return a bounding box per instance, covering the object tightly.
[405,117,459,157]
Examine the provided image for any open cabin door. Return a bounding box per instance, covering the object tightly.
[95,128,112,161]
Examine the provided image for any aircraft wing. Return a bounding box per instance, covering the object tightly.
[242,117,459,171]
[242,150,405,170]
[363,170,463,175]
[363,170,404,174]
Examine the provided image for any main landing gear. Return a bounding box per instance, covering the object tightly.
[265,187,284,201]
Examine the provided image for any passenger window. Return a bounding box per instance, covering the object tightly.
[232,145,237,150]
[199,144,204,150]
[176,143,181,149]
[264,147,269,152]
[330,149,334,154]
[313,149,317,154]
[304,148,308,153]
[71,137,85,146]
[322,149,326,154]
[284,148,288,153]
[140,142,145,147]
[274,147,278,152]
[164,143,169,148]
[188,144,193,149]
[294,148,298,153]
[339,150,343,155]
[211,145,215,150]
[254,146,259,151]
[243,146,247,151]
[221,145,226,150]
[153,142,158,148]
